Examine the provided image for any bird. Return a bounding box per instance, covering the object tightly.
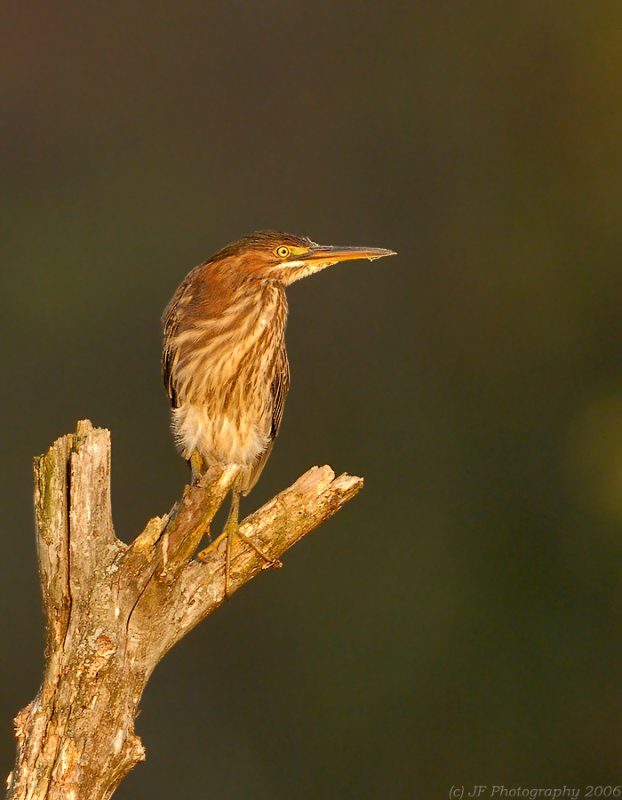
[161,230,395,595]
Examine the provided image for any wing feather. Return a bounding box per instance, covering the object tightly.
[161,269,198,408]
[242,347,290,494]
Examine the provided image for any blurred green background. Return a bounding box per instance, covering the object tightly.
[2,2,622,797]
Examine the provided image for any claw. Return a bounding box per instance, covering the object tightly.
[197,480,278,598]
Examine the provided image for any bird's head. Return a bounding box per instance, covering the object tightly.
[211,230,396,286]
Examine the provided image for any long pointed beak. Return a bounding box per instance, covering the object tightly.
[301,244,396,265]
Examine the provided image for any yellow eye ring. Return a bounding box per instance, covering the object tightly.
[275,245,290,259]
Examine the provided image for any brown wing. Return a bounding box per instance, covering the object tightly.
[270,345,290,440]
[242,346,290,495]
[161,268,198,408]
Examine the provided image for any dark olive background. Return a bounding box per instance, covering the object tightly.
[2,2,622,798]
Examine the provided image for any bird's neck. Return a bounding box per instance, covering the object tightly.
[190,269,288,350]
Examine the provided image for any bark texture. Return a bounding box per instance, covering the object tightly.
[6,420,363,800]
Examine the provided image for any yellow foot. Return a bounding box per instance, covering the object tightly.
[197,524,282,599]
[197,529,227,560]
[197,526,281,566]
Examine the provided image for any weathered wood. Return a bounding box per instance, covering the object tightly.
[6,420,363,800]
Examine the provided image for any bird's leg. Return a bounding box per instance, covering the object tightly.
[198,477,281,598]
[189,449,204,484]
[189,449,211,541]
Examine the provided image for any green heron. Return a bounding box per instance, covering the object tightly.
[162,230,395,595]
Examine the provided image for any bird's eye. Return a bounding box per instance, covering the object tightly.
[275,245,290,259]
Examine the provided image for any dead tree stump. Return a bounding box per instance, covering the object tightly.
[6,420,363,800]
